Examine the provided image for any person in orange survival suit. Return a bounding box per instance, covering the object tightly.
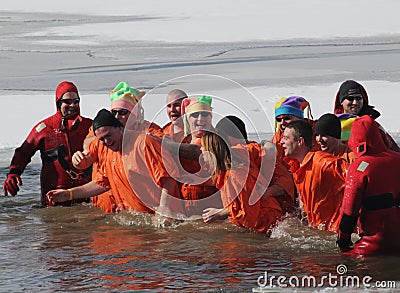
[337,115,400,256]
[281,120,348,232]
[334,79,400,152]
[201,131,283,235]
[47,109,181,221]
[176,95,222,218]
[72,82,162,213]
[202,115,295,224]
[2,81,92,206]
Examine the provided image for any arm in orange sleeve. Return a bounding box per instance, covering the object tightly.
[144,134,180,187]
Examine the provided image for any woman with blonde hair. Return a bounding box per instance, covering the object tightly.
[201,131,283,235]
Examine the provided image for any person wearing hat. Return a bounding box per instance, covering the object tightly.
[2,81,92,206]
[280,119,348,232]
[162,89,187,142]
[181,95,214,144]
[169,95,222,218]
[315,113,356,163]
[73,81,161,171]
[46,109,182,221]
[271,96,319,171]
[337,115,400,255]
[334,80,377,118]
[334,80,399,152]
[71,81,162,213]
[274,96,312,135]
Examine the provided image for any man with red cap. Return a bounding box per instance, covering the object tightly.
[2,81,92,206]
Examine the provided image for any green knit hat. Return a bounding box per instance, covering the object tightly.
[109,81,145,112]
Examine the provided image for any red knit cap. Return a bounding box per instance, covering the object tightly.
[55,81,79,103]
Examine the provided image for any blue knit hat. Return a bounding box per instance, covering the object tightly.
[274,96,311,118]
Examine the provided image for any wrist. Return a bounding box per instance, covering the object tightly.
[9,167,22,176]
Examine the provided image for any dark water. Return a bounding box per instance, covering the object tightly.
[1,147,400,293]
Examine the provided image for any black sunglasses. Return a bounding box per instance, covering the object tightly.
[276,115,292,122]
[190,111,211,118]
[111,109,129,116]
[345,95,363,102]
[60,98,80,105]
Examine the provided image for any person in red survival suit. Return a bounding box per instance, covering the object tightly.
[337,115,400,256]
[2,81,93,206]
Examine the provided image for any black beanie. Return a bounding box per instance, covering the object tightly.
[338,80,364,103]
[93,108,123,131]
[315,113,341,139]
[216,115,248,141]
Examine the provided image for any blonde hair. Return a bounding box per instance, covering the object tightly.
[201,131,231,179]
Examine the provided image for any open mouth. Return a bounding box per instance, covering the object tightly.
[170,114,180,121]
[195,123,207,130]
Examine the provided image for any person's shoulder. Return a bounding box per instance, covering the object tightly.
[31,114,56,133]
[80,116,93,123]
[162,121,172,132]
[79,116,93,129]
[146,120,162,131]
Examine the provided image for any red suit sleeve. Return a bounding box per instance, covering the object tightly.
[9,124,42,173]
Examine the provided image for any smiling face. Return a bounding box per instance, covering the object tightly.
[59,92,80,117]
[94,126,124,152]
[188,111,213,138]
[280,127,300,157]
[341,94,364,115]
[166,98,183,125]
[315,134,339,154]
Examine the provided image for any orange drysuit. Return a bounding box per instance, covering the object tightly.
[232,141,296,214]
[88,121,162,213]
[293,151,348,232]
[179,137,221,217]
[216,166,283,234]
[92,129,179,214]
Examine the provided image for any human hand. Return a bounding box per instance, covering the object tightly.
[202,207,228,223]
[3,173,22,196]
[46,189,69,206]
[336,231,353,252]
[72,151,93,170]
[336,237,353,252]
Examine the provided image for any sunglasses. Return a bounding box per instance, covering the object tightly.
[345,95,363,102]
[60,98,80,105]
[276,115,292,122]
[111,109,129,116]
[190,111,211,118]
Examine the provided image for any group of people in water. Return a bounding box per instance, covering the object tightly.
[2,79,400,256]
